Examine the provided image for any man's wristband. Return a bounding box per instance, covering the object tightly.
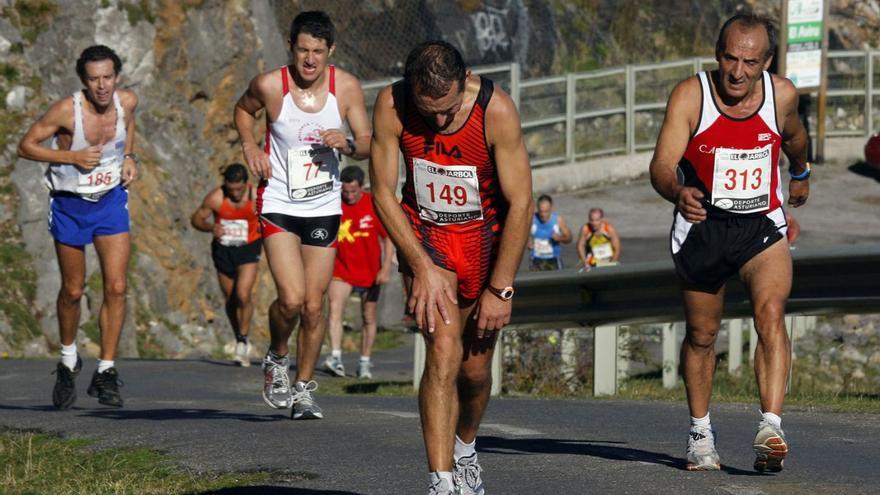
[123,153,139,164]
[345,138,357,157]
[789,161,811,181]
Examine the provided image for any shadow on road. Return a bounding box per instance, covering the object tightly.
[81,407,287,422]
[478,436,763,475]
[848,161,880,182]
[0,403,287,422]
[191,488,362,495]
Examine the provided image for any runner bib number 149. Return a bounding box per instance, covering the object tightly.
[413,158,483,225]
[711,144,772,214]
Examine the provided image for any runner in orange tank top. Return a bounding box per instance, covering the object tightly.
[191,164,262,367]
[371,41,533,495]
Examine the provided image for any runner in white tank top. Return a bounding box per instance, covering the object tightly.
[17,45,139,410]
[261,64,344,217]
[44,91,127,202]
[233,11,372,419]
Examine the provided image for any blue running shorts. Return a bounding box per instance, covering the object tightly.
[48,186,130,246]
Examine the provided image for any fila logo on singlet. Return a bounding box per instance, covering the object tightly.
[423,141,462,158]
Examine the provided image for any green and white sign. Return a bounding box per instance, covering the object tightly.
[785,0,824,89]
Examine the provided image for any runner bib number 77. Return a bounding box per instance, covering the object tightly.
[287,145,339,201]
[413,158,483,225]
[711,144,772,214]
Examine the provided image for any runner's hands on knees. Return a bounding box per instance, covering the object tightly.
[788,180,809,208]
[243,142,271,179]
[474,290,511,339]
[319,129,350,155]
[73,146,102,170]
[409,265,456,334]
[122,156,137,186]
[675,186,707,223]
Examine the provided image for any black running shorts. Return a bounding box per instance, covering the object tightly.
[260,212,340,248]
[211,239,263,277]
[670,207,788,293]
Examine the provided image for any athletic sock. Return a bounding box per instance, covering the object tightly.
[268,350,287,362]
[454,435,476,462]
[96,359,115,373]
[359,355,370,363]
[235,334,248,344]
[761,411,782,429]
[690,413,711,429]
[60,343,78,370]
[331,349,342,359]
[429,471,454,489]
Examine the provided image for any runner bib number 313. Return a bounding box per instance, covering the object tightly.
[413,158,483,225]
[711,144,772,214]
[287,145,338,201]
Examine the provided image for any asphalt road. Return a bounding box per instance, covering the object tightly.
[2,345,878,495]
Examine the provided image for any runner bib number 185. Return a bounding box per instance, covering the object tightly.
[413,158,483,225]
[711,144,772,214]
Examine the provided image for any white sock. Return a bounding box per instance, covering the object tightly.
[761,411,782,429]
[97,359,115,373]
[454,435,476,462]
[331,349,342,358]
[429,471,454,488]
[360,355,370,363]
[690,413,711,429]
[60,343,78,370]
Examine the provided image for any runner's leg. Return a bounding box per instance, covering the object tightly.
[680,285,725,418]
[295,244,336,382]
[93,232,130,361]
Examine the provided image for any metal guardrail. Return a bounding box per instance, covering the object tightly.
[413,244,880,395]
[364,50,880,166]
[511,244,880,327]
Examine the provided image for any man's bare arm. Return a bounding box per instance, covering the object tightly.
[18,98,101,168]
[774,77,810,208]
[649,77,705,222]
[555,214,573,244]
[336,71,372,160]
[234,74,271,178]
[191,188,221,233]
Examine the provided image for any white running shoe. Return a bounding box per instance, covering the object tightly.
[454,452,485,495]
[234,341,251,367]
[427,476,456,495]
[261,353,291,409]
[686,425,721,470]
[291,380,323,420]
[357,360,373,379]
[323,355,345,377]
[753,420,788,472]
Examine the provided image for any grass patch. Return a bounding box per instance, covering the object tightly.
[0,429,269,494]
[339,326,405,353]
[0,228,39,345]
[317,377,413,397]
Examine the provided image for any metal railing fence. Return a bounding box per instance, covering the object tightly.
[363,50,880,166]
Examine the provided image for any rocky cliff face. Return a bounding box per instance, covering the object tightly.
[0,0,877,358]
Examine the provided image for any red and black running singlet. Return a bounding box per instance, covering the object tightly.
[396,77,505,233]
[679,71,783,215]
[215,188,261,246]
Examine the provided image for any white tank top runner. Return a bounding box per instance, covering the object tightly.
[261,65,344,217]
[45,91,126,202]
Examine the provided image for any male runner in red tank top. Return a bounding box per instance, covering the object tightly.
[650,14,809,473]
[371,41,533,495]
[190,164,261,368]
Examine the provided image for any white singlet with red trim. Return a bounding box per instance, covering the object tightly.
[260,65,343,217]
